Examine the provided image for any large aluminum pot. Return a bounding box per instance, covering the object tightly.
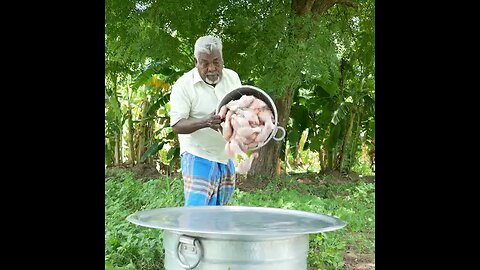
[127,206,346,270]
[164,231,308,270]
[215,85,286,150]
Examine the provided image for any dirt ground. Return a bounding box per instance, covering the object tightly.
[130,163,162,179]
[108,163,375,186]
[236,170,375,191]
[344,247,375,270]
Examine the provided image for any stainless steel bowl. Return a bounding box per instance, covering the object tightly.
[215,85,286,150]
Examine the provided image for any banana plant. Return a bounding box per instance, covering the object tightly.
[130,62,184,167]
[105,72,129,167]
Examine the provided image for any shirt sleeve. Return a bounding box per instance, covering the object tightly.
[169,82,191,127]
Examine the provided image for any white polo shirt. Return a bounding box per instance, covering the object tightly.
[169,67,242,164]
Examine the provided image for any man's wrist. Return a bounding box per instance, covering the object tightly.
[200,118,209,129]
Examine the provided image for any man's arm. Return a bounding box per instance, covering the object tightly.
[172,113,222,134]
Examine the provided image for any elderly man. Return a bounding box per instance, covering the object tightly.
[169,35,242,206]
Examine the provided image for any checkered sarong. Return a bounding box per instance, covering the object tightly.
[180,152,236,206]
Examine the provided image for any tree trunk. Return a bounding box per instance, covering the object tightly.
[112,74,122,166]
[127,115,135,167]
[247,87,295,181]
[333,120,347,171]
[146,119,154,165]
[136,125,145,164]
[127,87,135,167]
[137,100,149,164]
[339,78,365,173]
[293,0,359,16]
[322,125,334,172]
[339,108,356,173]
[327,147,334,172]
[319,139,326,171]
[347,111,361,172]
[114,134,121,166]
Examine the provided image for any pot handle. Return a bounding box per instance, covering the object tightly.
[176,235,203,269]
[272,126,286,141]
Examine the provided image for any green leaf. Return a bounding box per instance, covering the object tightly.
[313,84,333,98]
[288,129,301,155]
[167,146,180,161]
[308,135,322,151]
[132,68,157,91]
[331,102,352,125]
[363,95,375,116]
[105,261,115,270]
[105,143,113,164]
[146,92,169,116]
[168,146,180,167]
[289,105,310,132]
[108,95,122,120]
[140,140,164,162]
[326,124,343,151]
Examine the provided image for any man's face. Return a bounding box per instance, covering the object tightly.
[195,50,223,85]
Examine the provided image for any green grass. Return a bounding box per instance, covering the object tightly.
[105,170,374,270]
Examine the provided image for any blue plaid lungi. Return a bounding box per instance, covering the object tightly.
[180,152,236,206]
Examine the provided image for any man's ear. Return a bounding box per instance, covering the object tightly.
[194,57,197,66]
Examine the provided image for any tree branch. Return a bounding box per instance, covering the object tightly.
[304,0,317,13]
[311,0,359,16]
[293,0,317,15]
[337,0,359,9]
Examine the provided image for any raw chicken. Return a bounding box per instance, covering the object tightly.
[218,105,228,119]
[254,109,275,146]
[225,95,255,112]
[220,94,276,174]
[237,152,259,174]
[223,110,234,141]
[236,108,260,126]
[236,126,262,138]
[249,98,268,111]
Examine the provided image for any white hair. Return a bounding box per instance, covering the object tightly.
[194,35,223,60]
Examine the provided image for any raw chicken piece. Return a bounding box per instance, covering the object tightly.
[237,152,259,175]
[225,140,234,158]
[236,95,255,109]
[236,108,260,125]
[235,126,262,138]
[254,109,275,145]
[226,100,240,111]
[218,105,228,119]
[225,95,255,112]
[257,108,274,125]
[221,94,277,175]
[248,98,268,111]
[225,138,247,159]
[233,133,249,152]
[223,110,234,141]
[230,114,250,131]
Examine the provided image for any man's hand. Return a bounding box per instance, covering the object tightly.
[205,112,222,133]
[172,112,223,134]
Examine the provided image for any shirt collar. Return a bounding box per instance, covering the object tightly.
[193,67,204,85]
